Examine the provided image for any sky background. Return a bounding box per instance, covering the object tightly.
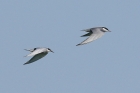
[0,0,140,93]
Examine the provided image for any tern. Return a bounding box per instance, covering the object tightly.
[23,47,54,65]
[76,27,111,46]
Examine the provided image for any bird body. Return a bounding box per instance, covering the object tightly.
[24,47,53,65]
[76,27,110,46]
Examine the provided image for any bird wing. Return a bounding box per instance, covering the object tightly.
[76,30,104,46]
[25,49,45,57]
[81,32,92,37]
[23,52,48,65]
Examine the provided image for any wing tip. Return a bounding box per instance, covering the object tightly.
[80,35,84,37]
[23,63,27,65]
[23,62,30,65]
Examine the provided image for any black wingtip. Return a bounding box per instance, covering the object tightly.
[80,35,87,37]
[23,63,27,65]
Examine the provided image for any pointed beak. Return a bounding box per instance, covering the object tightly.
[50,50,54,53]
[108,30,111,32]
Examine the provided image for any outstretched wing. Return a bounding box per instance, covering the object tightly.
[81,32,92,37]
[25,48,45,57]
[76,30,104,46]
[23,52,48,65]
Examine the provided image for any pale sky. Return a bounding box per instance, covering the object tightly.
[0,0,140,93]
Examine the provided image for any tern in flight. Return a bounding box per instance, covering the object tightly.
[23,47,54,65]
[76,27,111,46]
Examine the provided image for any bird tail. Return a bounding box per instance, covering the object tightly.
[76,44,80,46]
[81,28,91,32]
[24,49,31,51]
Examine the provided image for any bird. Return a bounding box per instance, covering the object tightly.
[23,47,54,65]
[76,27,111,46]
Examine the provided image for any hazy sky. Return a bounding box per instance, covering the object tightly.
[0,0,140,93]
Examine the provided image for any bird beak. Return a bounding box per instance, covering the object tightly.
[108,30,111,32]
[50,50,54,53]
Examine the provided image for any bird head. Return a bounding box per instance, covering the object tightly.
[102,27,111,32]
[47,48,54,53]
